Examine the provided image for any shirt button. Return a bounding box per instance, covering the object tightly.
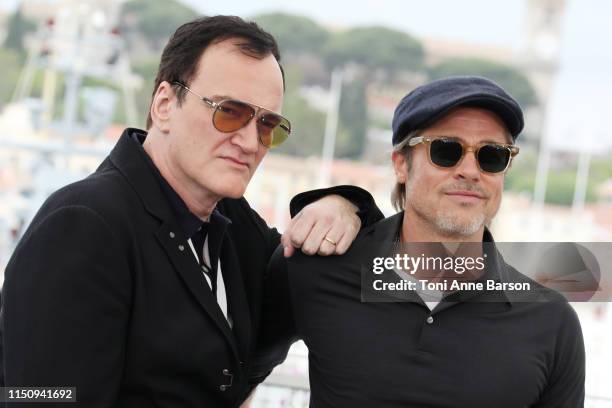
[178,244,185,251]
[219,385,227,392]
[223,369,231,375]
[426,316,434,324]
[169,231,175,238]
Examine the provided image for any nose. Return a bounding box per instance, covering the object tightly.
[454,148,481,182]
[231,117,260,154]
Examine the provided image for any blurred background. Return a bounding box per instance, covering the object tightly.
[0,0,610,406]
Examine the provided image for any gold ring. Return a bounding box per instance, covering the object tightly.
[324,236,337,246]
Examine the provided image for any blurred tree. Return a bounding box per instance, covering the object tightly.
[428,57,538,108]
[589,158,612,185]
[544,171,579,206]
[274,67,326,157]
[3,7,36,52]
[275,93,326,157]
[132,57,161,126]
[323,26,424,74]
[252,13,329,55]
[320,27,423,159]
[504,151,605,205]
[504,150,537,193]
[120,0,198,50]
[0,49,24,105]
[336,79,367,158]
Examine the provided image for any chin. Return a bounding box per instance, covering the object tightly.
[435,212,485,237]
[214,181,248,199]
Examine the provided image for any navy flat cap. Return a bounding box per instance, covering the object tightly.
[392,76,524,145]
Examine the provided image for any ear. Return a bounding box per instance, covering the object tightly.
[391,150,408,183]
[150,81,175,134]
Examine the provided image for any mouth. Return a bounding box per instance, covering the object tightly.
[444,190,485,203]
[221,156,250,169]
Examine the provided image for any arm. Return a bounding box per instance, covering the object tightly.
[533,303,585,407]
[1,206,131,407]
[231,184,383,262]
[289,184,384,229]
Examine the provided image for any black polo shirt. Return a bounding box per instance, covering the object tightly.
[253,213,585,408]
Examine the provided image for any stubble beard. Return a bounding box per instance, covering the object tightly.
[404,178,491,239]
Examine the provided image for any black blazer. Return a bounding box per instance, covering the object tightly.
[0,128,379,408]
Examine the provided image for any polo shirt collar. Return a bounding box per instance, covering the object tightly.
[371,211,514,307]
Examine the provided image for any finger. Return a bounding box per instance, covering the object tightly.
[333,226,354,255]
[317,223,345,256]
[290,213,317,249]
[283,245,295,258]
[280,211,299,249]
[334,214,360,255]
[282,211,313,250]
[280,230,293,253]
[300,220,333,255]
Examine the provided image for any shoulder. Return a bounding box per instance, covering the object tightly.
[504,264,567,302]
[23,163,140,245]
[504,264,582,332]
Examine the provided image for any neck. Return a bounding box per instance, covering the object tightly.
[400,209,484,243]
[143,133,218,221]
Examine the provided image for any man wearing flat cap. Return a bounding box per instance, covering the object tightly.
[249,76,585,407]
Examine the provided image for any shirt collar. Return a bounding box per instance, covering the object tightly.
[460,226,515,306]
[129,130,229,239]
[381,213,514,306]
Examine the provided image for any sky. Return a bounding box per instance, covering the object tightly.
[185,0,612,153]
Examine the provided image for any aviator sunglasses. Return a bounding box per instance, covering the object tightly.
[173,82,291,148]
[408,136,520,174]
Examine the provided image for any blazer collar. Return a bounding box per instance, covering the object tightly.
[109,128,177,223]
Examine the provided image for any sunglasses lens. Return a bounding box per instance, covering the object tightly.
[257,114,291,148]
[430,139,463,167]
[478,144,511,173]
[213,100,255,132]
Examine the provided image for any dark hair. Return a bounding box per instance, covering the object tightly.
[146,15,283,129]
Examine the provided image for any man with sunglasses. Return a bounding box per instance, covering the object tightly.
[252,76,585,407]
[0,16,383,408]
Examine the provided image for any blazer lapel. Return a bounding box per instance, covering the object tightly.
[218,238,251,362]
[155,222,241,362]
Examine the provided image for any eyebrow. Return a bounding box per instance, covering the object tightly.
[209,94,235,101]
[209,95,285,116]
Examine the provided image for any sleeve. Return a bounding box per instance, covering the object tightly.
[533,303,585,408]
[233,184,385,263]
[290,185,384,227]
[247,245,300,389]
[0,205,132,407]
